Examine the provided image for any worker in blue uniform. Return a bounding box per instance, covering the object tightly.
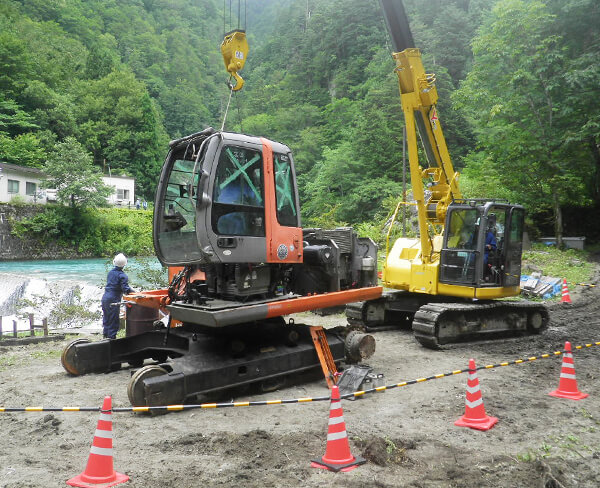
[484,230,497,266]
[484,216,498,267]
[101,253,135,339]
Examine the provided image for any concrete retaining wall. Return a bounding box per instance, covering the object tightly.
[0,204,89,261]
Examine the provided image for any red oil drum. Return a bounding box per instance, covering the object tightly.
[125,302,159,337]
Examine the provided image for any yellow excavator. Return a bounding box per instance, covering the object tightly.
[346,0,549,348]
[60,19,381,406]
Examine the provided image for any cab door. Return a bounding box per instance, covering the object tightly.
[261,138,303,264]
[207,138,268,263]
[503,207,525,287]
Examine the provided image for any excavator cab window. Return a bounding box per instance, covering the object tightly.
[441,208,480,284]
[156,149,203,263]
[503,207,524,286]
[274,152,298,227]
[211,145,265,236]
[483,208,504,284]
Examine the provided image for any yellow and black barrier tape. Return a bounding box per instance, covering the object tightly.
[566,281,596,288]
[2,341,599,413]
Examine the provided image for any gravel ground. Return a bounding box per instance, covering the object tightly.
[1,267,600,488]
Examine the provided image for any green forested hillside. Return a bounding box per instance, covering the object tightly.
[1,0,599,238]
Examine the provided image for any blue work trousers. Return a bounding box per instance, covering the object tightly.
[102,297,120,339]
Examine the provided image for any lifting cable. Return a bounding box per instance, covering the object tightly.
[220,86,234,131]
[220,0,247,131]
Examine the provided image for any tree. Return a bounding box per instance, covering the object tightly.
[454,0,594,245]
[0,132,46,168]
[74,70,167,198]
[545,0,600,203]
[0,97,39,136]
[42,137,112,208]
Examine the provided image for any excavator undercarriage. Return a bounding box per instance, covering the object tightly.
[61,317,372,407]
[347,293,549,349]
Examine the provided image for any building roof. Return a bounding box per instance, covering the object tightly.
[0,162,45,175]
[102,174,135,181]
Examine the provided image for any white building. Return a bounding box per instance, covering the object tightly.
[0,162,136,207]
[102,175,136,207]
[0,162,47,204]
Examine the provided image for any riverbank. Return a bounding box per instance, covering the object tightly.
[0,204,79,261]
[0,203,153,261]
[0,258,166,336]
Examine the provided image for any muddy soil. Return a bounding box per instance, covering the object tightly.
[2,271,600,487]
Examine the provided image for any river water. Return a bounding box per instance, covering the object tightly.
[0,258,166,335]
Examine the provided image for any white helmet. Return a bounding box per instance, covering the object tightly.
[113,253,127,268]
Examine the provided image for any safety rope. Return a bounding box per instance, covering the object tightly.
[2,340,599,413]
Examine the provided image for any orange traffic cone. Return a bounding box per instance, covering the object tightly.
[561,278,572,304]
[311,385,366,472]
[549,341,588,400]
[454,359,498,431]
[67,396,129,488]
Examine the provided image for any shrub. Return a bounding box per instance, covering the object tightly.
[10,205,153,257]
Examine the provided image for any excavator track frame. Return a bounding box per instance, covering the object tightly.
[412,300,549,349]
[346,293,549,349]
[61,318,370,407]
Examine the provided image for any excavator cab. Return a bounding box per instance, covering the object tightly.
[440,201,524,288]
[153,128,303,268]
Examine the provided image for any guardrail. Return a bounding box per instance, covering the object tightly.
[0,313,48,339]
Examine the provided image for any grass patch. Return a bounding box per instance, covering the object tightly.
[30,349,61,360]
[0,329,49,340]
[522,244,593,284]
[0,345,63,372]
[0,354,17,371]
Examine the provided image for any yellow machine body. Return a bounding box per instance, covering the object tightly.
[383,237,520,299]
[382,46,520,301]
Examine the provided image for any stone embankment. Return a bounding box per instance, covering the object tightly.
[0,203,87,261]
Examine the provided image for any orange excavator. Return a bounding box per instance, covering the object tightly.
[61,27,381,407]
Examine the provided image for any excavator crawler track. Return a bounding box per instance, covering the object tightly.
[346,295,549,349]
[411,300,549,349]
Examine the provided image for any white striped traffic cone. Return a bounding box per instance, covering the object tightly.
[549,341,588,400]
[454,359,498,431]
[311,385,365,472]
[561,278,572,304]
[67,396,129,487]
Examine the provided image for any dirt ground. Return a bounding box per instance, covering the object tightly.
[2,268,600,488]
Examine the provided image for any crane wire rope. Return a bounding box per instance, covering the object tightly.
[220,84,234,131]
[221,0,246,132]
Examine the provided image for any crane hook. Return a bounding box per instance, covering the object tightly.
[221,29,248,92]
